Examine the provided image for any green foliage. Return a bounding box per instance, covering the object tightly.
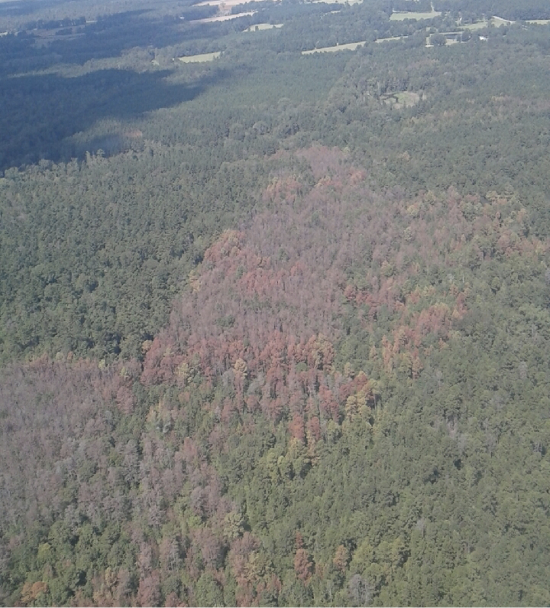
[2,0,550,606]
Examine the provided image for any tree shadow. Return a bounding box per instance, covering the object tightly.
[0,0,65,18]
[0,66,230,171]
[0,10,219,78]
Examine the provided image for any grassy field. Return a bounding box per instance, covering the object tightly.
[491,16,513,25]
[375,35,405,43]
[458,18,514,31]
[460,20,487,30]
[178,51,221,63]
[526,19,550,25]
[244,23,283,31]
[312,0,363,5]
[302,40,365,54]
[390,9,441,21]
[195,0,270,6]
[194,11,255,22]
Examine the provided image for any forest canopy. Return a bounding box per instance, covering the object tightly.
[1,0,550,606]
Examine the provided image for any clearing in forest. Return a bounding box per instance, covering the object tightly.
[244,23,283,31]
[460,20,488,30]
[491,16,514,25]
[193,11,255,22]
[311,0,363,5]
[179,51,221,63]
[375,35,407,43]
[390,9,441,20]
[195,0,275,5]
[302,40,366,54]
[382,91,421,108]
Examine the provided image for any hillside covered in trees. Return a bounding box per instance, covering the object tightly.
[2,0,550,606]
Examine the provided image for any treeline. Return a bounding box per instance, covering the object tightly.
[436,0,550,20]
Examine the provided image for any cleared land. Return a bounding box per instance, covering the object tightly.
[458,18,513,30]
[302,40,365,54]
[193,11,255,22]
[375,35,406,43]
[390,9,441,20]
[526,19,550,25]
[382,91,421,108]
[244,23,283,31]
[195,0,274,6]
[178,51,221,62]
[492,15,514,25]
[197,0,246,6]
[312,0,363,5]
[460,20,488,30]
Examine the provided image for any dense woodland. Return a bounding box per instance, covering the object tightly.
[2,0,550,605]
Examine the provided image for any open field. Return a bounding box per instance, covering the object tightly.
[375,35,406,43]
[195,0,274,6]
[312,0,363,5]
[178,51,221,62]
[193,11,255,22]
[382,90,421,108]
[458,18,515,31]
[526,19,550,25]
[390,9,440,21]
[492,15,514,25]
[302,40,365,54]
[460,20,488,30]
[244,23,283,31]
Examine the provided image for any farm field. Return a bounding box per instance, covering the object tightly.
[491,15,514,25]
[302,40,365,54]
[312,0,363,5]
[195,0,274,6]
[375,35,406,43]
[193,11,255,22]
[390,9,441,20]
[460,20,488,30]
[178,51,221,62]
[457,17,513,30]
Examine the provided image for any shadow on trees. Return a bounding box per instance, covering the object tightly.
[45,11,186,65]
[0,10,218,78]
[0,66,230,171]
[0,0,65,18]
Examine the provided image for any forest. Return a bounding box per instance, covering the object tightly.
[2,0,550,605]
